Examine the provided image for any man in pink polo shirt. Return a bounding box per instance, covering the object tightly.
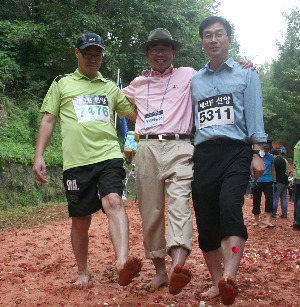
[122,28,195,295]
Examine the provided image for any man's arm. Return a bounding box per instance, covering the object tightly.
[32,112,57,183]
[250,143,266,182]
[125,109,138,123]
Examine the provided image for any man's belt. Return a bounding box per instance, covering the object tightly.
[139,134,190,140]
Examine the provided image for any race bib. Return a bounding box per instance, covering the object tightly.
[197,94,234,129]
[73,95,110,123]
[145,110,164,129]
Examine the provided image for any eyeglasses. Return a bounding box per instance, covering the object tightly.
[80,51,103,60]
[203,32,228,41]
[149,48,173,55]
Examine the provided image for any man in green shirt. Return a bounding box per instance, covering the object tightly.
[33,33,141,287]
[293,140,300,230]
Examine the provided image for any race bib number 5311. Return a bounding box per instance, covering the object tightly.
[73,95,110,123]
[197,94,234,129]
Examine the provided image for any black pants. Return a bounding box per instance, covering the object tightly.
[192,140,251,252]
[252,182,273,215]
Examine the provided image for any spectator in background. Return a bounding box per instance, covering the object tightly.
[280,151,290,177]
[288,171,295,203]
[252,140,276,227]
[271,149,289,218]
[293,141,300,231]
[245,177,254,199]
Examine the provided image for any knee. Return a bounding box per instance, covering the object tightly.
[72,216,91,232]
[102,193,123,214]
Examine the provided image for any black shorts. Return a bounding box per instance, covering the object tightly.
[63,159,125,217]
[192,139,251,252]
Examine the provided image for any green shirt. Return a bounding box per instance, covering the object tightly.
[294,141,300,179]
[41,69,135,171]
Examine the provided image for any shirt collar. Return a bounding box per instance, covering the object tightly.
[72,69,107,82]
[150,65,174,77]
[205,57,234,73]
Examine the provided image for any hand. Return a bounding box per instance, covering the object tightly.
[238,59,256,71]
[142,69,150,77]
[32,156,48,183]
[250,155,266,182]
[273,182,277,193]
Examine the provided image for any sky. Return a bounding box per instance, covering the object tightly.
[218,0,298,65]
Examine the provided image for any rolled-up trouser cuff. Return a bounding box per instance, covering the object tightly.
[167,235,193,256]
[145,248,167,259]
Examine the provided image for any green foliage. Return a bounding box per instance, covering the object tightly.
[0,0,221,169]
[0,0,298,209]
[0,0,220,91]
[0,96,62,165]
[260,8,300,149]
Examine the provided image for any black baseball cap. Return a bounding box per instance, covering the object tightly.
[76,33,105,50]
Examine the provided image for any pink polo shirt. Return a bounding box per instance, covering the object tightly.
[122,65,196,135]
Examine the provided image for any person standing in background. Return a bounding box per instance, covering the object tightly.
[271,149,289,218]
[293,140,300,231]
[288,171,295,203]
[252,140,276,227]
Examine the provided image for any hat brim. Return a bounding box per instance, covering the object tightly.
[78,43,105,50]
[263,144,273,148]
[138,39,182,54]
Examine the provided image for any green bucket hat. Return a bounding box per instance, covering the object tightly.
[138,28,182,54]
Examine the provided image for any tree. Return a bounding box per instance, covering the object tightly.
[260,7,300,149]
[1,0,238,97]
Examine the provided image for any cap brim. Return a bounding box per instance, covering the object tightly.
[138,39,182,54]
[78,43,105,50]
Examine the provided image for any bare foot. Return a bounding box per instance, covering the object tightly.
[201,285,220,299]
[146,272,169,292]
[118,257,142,286]
[169,264,192,295]
[265,222,275,228]
[218,277,238,305]
[73,270,90,288]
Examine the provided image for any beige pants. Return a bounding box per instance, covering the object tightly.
[135,139,194,259]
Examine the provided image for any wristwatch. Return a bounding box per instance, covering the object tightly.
[252,149,265,158]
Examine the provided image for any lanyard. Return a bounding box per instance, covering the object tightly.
[146,69,173,112]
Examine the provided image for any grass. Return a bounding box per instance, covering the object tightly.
[0,194,137,232]
[0,202,69,231]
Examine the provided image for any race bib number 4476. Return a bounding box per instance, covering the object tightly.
[73,95,110,123]
[197,94,234,129]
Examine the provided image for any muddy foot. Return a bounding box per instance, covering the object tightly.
[73,270,90,289]
[118,257,142,286]
[218,277,238,305]
[169,264,192,295]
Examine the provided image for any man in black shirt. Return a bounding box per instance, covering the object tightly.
[271,149,289,218]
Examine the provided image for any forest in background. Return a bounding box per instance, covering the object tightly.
[0,1,299,172]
